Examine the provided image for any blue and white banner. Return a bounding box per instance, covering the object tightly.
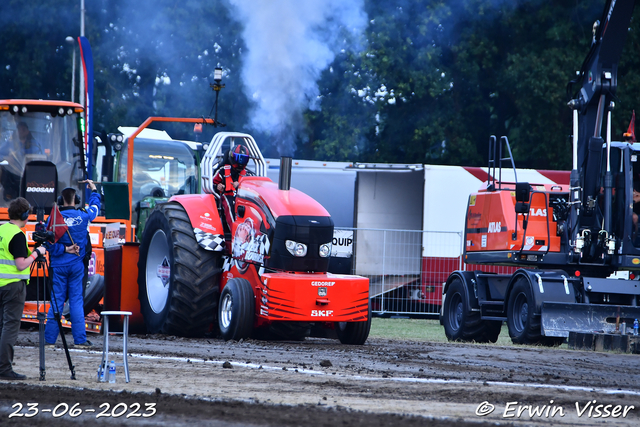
[78,36,94,199]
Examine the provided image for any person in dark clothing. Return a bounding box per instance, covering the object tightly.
[16,122,42,155]
[212,145,250,227]
[0,197,46,380]
[44,181,100,348]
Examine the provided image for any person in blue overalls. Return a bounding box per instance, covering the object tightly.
[44,180,100,348]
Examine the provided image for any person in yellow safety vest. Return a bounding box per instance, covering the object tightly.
[0,197,46,380]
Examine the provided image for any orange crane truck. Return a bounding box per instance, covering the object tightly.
[440,0,640,346]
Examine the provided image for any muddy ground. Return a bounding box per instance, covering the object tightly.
[1,327,639,426]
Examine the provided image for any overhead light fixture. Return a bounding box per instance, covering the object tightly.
[109,133,124,143]
[108,133,125,151]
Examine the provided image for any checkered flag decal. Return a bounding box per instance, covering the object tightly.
[222,256,232,272]
[257,234,270,256]
[194,228,225,252]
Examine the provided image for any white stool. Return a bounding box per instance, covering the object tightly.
[100,311,132,383]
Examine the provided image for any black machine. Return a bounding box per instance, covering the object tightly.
[22,161,76,380]
[441,0,640,345]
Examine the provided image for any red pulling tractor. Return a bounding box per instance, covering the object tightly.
[132,127,371,343]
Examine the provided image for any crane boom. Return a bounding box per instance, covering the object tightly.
[570,0,635,218]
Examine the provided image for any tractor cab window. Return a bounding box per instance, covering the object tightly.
[0,110,83,207]
[117,137,198,209]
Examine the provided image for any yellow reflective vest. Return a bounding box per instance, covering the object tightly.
[0,223,31,286]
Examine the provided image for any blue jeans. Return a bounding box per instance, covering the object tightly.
[45,262,86,345]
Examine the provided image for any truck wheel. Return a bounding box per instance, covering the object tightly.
[336,302,371,345]
[83,274,105,315]
[481,320,502,343]
[443,278,472,341]
[442,278,501,343]
[507,278,541,344]
[138,202,222,337]
[219,278,255,341]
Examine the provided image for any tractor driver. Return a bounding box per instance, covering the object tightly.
[213,144,250,229]
[16,122,42,155]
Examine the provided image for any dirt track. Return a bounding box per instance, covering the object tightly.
[1,328,639,426]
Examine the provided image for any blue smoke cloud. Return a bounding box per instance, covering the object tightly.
[227,0,368,155]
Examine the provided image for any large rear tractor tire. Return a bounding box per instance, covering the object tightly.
[138,202,222,337]
[218,278,255,341]
[442,278,502,343]
[336,302,371,345]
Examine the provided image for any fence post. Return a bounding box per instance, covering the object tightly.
[458,231,463,271]
[381,229,386,313]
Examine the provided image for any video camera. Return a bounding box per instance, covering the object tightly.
[33,222,54,248]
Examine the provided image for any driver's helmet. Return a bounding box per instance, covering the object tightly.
[231,144,250,168]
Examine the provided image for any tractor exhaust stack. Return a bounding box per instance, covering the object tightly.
[279,157,292,191]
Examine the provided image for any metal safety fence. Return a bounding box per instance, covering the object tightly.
[331,227,518,317]
[332,227,464,317]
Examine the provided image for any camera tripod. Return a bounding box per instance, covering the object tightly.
[31,251,76,381]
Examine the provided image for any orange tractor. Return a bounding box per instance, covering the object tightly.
[0,99,108,330]
[98,118,371,343]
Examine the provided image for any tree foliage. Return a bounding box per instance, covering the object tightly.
[1,0,639,169]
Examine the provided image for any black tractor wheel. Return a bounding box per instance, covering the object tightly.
[83,273,105,315]
[442,278,502,343]
[336,302,371,345]
[507,278,541,345]
[218,278,255,341]
[137,202,222,337]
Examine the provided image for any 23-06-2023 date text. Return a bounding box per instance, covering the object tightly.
[8,402,157,418]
